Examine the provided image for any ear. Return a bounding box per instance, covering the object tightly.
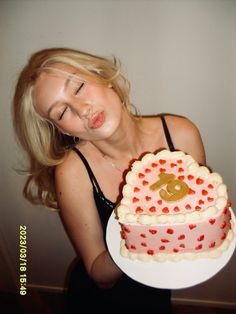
[59,129,71,136]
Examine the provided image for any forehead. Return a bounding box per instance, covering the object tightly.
[33,63,83,115]
[38,63,83,86]
[34,63,84,100]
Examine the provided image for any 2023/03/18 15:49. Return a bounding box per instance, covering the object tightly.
[19,225,27,295]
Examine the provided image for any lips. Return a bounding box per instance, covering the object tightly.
[88,111,105,129]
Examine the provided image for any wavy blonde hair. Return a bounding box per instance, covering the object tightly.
[12,47,132,209]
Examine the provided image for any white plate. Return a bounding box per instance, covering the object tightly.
[106,209,236,289]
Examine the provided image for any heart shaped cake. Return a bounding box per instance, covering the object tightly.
[117,150,234,261]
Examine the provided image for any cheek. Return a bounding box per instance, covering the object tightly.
[102,106,122,133]
[55,117,85,135]
[106,93,123,114]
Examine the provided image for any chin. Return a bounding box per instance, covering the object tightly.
[100,120,120,137]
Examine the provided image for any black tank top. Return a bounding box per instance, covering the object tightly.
[72,115,175,231]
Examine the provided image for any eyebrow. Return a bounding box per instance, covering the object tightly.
[47,72,77,117]
[64,72,77,89]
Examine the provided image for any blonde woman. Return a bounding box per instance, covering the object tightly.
[13,47,206,313]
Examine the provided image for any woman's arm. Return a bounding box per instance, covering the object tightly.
[55,151,122,288]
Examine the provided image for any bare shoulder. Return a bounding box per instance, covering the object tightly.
[165,114,199,136]
[165,115,206,165]
[55,149,83,180]
[54,149,93,206]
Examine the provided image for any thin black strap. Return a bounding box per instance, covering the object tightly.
[72,147,102,193]
[160,115,175,152]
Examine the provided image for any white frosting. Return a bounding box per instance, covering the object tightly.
[208,173,223,183]
[120,197,131,206]
[131,160,144,172]
[117,204,224,225]
[215,197,227,210]
[125,172,136,185]
[123,185,133,196]
[217,184,227,197]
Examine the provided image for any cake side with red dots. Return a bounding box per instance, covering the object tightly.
[117,150,234,261]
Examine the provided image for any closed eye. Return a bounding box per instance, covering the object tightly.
[75,82,84,95]
[58,107,67,120]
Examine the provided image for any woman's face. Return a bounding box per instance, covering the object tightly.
[34,63,124,141]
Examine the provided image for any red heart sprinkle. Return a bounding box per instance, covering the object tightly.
[130,245,136,250]
[173,206,180,212]
[202,190,208,196]
[188,175,194,180]
[189,224,196,230]
[147,249,154,255]
[149,206,156,212]
[178,175,185,180]
[178,234,185,240]
[167,228,174,234]
[160,168,166,172]
[178,167,184,172]
[209,218,216,225]
[199,200,204,205]
[145,168,151,173]
[196,178,204,185]
[179,244,185,248]
[132,197,139,203]
[185,204,191,210]
[121,231,127,239]
[159,246,165,250]
[197,234,205,241]
[157,200,163,205]
[151,163,158,167]
[173,248,179,253]
[221,233,226,240]
[162,207,169,213]
[195,206,201,211]
[208,184,214,189]
[195,244,202,250]
[159,159,166,164]
[207,197,214,202]
[149,229,157,234]
[209,241,216,248]
[145,196,152,201]
[142,180,149,186]
[135,206,143,213]
[220,221,226,229]
[124,226,130,233]
[138,173,145,178]
[141,242,147,247]
[140,233,146,238]
[177,160,182,164]
[171,163,177,168]
[188,189,196,195]
[134,187,140,192]
[161,238,170,243]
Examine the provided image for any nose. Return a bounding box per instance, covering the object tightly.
[74,102,91,119]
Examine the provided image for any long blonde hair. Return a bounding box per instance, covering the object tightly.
[12,47,132,209]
